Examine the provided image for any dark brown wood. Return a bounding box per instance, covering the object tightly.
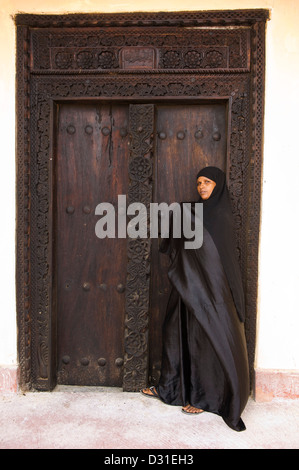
[28,25,250,74]
[155,103,228,201]
[149,103,228,385]
[15,10,269,391]
[123,104,154,390]
[55,103,129,385]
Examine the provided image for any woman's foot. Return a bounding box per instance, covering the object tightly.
[182,404,204,415]
[140,386,159,399]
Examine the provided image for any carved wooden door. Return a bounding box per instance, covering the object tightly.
[16,11,268,392]
[55,102,130,386]
[149,103,228,386]
[56,99,227,386]
[55,101,227,388]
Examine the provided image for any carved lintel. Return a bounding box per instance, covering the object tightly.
[30,26,251,73]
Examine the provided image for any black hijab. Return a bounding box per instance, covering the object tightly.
[196,166,245,322]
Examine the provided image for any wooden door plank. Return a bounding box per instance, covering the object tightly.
[149,103,227,385]
[55,102,129,386]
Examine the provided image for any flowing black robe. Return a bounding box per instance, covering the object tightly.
[157,167,250,432]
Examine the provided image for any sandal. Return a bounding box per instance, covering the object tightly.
[182,404,204,415]
[140,386,159,399]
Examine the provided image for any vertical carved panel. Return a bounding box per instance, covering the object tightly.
[30,83,53,390]
[15,10,269,391]
[123,104,154,391]
[16,25,31,390]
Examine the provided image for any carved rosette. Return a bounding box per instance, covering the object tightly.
[123,104,154,391]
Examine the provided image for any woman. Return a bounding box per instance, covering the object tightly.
[141,166,250,432]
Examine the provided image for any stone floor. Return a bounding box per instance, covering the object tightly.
[0,386,298,450]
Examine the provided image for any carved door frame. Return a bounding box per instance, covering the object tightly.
[16,10,269,391]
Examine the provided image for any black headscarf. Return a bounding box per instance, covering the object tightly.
[196,166,245,322]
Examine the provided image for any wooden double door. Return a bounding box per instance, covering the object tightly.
[55,101,227,387]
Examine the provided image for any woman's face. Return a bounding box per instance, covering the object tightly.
[197,176,216,200]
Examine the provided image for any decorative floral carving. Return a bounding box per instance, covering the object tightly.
[123,104,154,390]
[127,259,150,282]
[125,309,148,331]
[127,239,151,263]
[55,51,72,69]
[76,50,94,68]
[32,27,250,72]
[162,50,181,68]
[97,51,118,69]
[125,331,147,357]
[205,50,224,68]
[128,181,152,206]
[184,50,203,68]
[128,156,152,182]
[122,356,148,391]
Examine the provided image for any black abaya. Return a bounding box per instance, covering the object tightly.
[157,167,250,432]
